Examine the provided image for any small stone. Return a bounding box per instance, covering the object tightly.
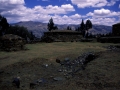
[64,58,70,61]
[53,77,66,81]
[43,63,49,68]
[58,69,62,72]
[12,77,20,88]
[30,82,37,88]
[0,70,4,74]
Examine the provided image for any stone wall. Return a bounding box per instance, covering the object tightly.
[0,34,26,51]
[112,23,120,36]
[42,30,82,42]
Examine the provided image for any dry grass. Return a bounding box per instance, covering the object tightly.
[0,42,119,68]
[0,42,120,90]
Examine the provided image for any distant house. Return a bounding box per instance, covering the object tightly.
[112,23,120,36]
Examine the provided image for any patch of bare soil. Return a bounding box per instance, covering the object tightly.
[0,50,120,90]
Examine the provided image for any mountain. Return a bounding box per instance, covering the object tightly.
[12,21,112,38]
[89,24,112,35]
[13,21,48,38]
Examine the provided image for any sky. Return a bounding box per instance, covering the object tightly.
[0,0,120,26]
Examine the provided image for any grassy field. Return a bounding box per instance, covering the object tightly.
[0,42,120,90]
[0,42,119,68]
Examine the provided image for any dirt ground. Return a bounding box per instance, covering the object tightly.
[0,49,120,90]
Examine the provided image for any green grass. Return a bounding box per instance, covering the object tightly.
[0,42,119,68]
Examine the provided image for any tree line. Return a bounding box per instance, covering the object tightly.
[0,15,35,40]
[47,18,92,38]
[0,15,92,40]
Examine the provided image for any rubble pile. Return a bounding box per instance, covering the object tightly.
[56,52,96,76]
[0,34,26,51]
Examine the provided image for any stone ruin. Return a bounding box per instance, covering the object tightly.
[0,34,26,51]
[56,52,98,77]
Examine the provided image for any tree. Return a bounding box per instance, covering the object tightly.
[85,19,92,38]
[47,18,55,31]
[67,26,70,30]
[75,27,80,32]
[30,31,35,40]
[86,19,92,31]
[80,19,85,37]
[6,25,35,41]
[67,26,72,30]
[53,26,58,30]
[0,15,9,36]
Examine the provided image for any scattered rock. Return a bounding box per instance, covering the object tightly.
[0,70,4,74]
[64,58,70,61]
[56,52,97,76]
[30,78,46,88]
[12,77,20,88]
[42,63,49,68]
[53,77,66,81]
[30,82,38,88]
[37,78,46,83]
[58,69,62,72]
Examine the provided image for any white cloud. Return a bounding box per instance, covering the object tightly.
[61,4,75,11]
[90,17,116,26]
[0,0,25,12]
[1,0,25,4]
[71,0,107,8]
[0,0,76,24]
[94,8,111,15]
[71,0,118,8]
[86,8,120,26]
[87,8,120,17]
[0,0,119,26]
[53,14,81,24]
[107,0,118,6]
[70,14,81,19]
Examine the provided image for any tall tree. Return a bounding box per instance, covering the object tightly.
[0,15,9,36]
[67,26,70,30]
[86,19,92,31]
[85,19,92,38]
[67,26,72,30]
[47,18,54,31]
[76,27,80,32]
[80,19,85,37]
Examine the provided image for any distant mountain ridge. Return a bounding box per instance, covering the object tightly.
[12,21,112,38]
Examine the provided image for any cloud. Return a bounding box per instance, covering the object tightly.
[107,0,118,6]
[86,8,120,26]
[94,8,111,15]
[32,4,75,14]
[70,14,81,19]
[71,0,118,8]
[89,17,116,26]
[71,0,107,8]
[87,8,120,17]
[0,0,119,26]
[52,14,81,24]
[61,4,75,11]
[0,0,75,24]
[0,0,25,12]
